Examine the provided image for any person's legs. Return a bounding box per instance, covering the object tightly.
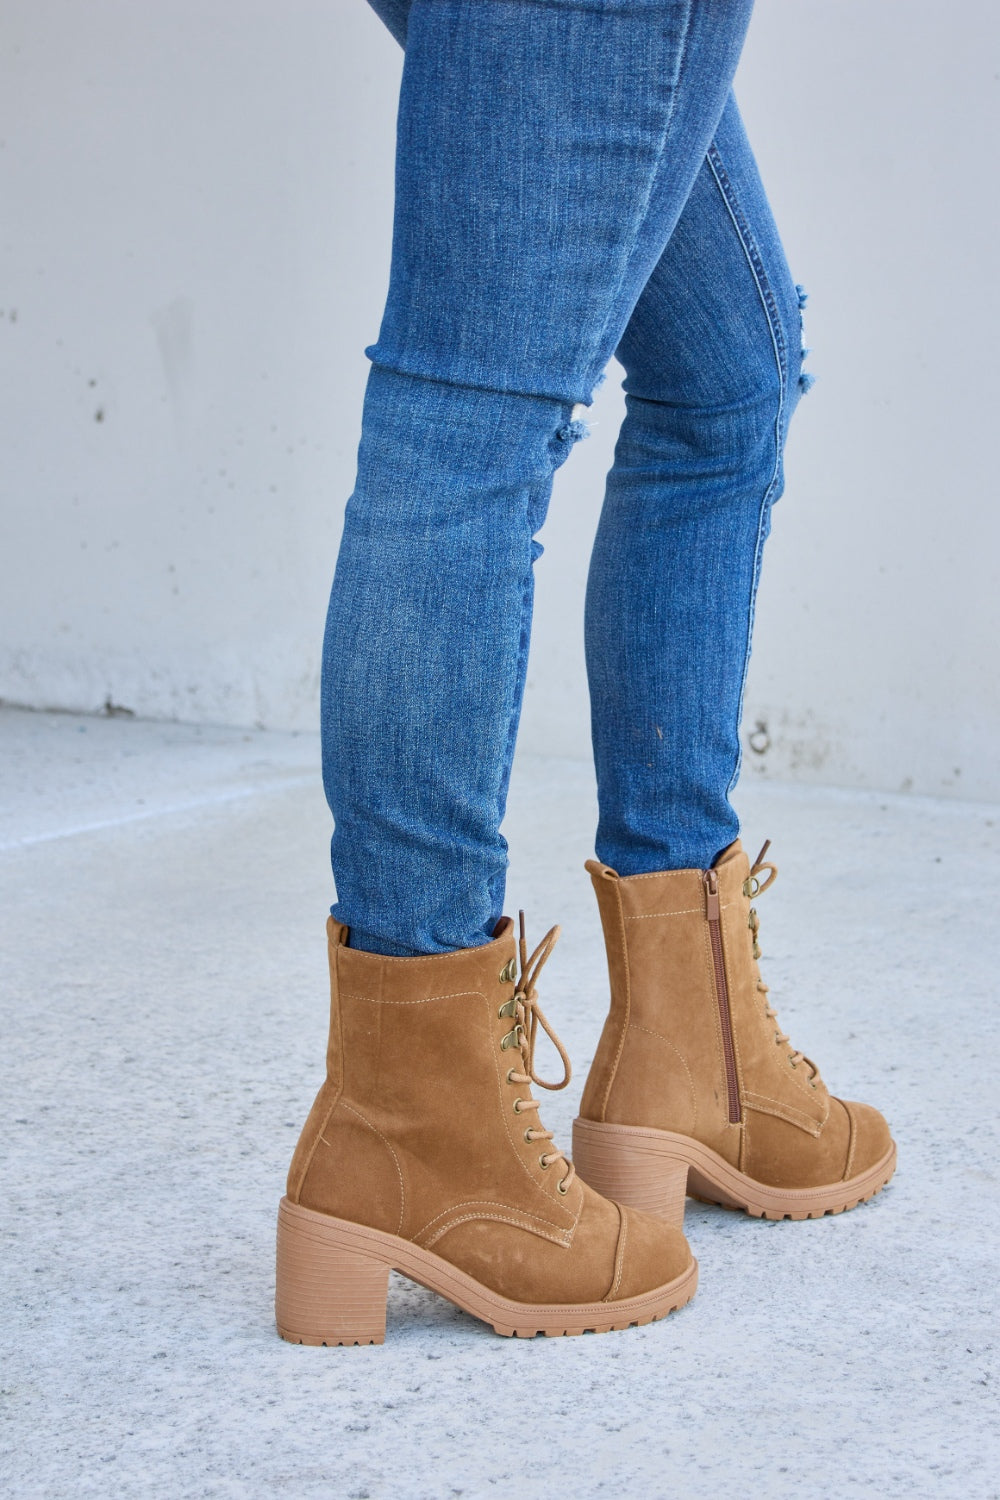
[586,90,808,875]
[325,0,755,955]
[282,11,749,1330]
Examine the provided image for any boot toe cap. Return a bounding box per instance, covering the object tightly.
[743,1095,894,1192]
[842,1098,894,1177]
[611,1204,694,1302]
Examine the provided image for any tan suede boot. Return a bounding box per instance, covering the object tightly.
[572,839,897,1224]
[276,914,696,1343]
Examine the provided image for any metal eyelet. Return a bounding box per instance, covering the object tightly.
[497,998,517,1019]
[538,1154,551,1170]
[506,1068,517,1084]
[512,1098,524,1114]
[523,1128,534,1143]
[499,957,517,984]
[557,1180,569,1195]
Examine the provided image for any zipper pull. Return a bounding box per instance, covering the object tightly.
[703,869,720,921]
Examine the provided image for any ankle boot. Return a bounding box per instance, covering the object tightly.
[276,914,696,1343]
[572,840,896,1224]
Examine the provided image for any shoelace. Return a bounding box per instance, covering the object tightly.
[503,914,576,1195]
[746,841,822,1089]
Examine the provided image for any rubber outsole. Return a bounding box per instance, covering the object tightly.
[572,1117,897,1225]
[275,1197,698,1344]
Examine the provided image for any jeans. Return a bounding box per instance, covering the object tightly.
[323,0,811,956]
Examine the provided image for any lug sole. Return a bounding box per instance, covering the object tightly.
[275,1196,697,1344]
[572,1117,897,1225]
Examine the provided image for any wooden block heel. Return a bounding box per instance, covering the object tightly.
[572,1118,690,1227]
[275,1198,390,1346]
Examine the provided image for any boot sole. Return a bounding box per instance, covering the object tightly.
[572,1118,897,1225]
[275,1196,698,1344]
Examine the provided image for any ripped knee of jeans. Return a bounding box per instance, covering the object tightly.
[795,283,816,396]
[555,401,592,444]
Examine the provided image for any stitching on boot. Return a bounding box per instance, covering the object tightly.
[416,1199,577,1241]
[335,1101,406,1235]
[341,988,485,1006]
[745,1087,828,1127]
[628,1024,698,1132]
[624,906,704,920]
[422,1213,574,1252]
[773,1046,831,1109]
[842,1101,859,1180]
[742,1092,825,1138]
[340,945,506,965]
[604,1206,627,1302]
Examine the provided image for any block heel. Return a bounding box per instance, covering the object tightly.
[275,1198,390,1346]
[572,1118,690,1227]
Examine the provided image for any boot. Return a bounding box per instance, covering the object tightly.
[276,913,696,1343]
[572,840,897,1224]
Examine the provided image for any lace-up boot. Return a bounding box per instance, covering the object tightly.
[572,840,896,1224]
[276,914,696,1343]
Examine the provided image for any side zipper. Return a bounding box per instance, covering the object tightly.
[703,869,741,1124]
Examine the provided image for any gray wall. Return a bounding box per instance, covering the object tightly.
[2,1,998,798]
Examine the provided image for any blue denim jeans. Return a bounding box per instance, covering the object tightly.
[324,0,810,955]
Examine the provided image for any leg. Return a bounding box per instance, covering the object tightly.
[326,0,755,955]
[574,102,894,1217]
[586,90,808,875]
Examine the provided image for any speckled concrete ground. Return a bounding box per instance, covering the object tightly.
[1,707,997,1499]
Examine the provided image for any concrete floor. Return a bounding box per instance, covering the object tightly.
[1,706,997,1499]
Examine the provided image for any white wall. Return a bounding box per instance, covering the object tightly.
[2,1,998,799]
[1,0,397,728]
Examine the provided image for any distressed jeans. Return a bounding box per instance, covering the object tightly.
[323,0,812,955]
